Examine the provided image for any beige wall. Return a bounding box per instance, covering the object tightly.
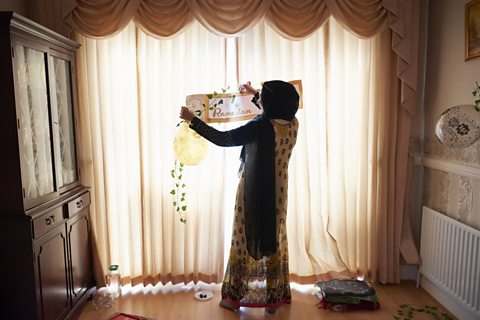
[423,0,480,230]
[0,0,30,17]
[0,0,71,36]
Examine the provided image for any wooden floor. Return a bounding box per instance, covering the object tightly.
[77,281,456,320]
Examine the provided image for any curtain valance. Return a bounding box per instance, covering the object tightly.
[66,0,402,40]
[65,0,419,115]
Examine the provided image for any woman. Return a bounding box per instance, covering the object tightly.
[179,80,299,314]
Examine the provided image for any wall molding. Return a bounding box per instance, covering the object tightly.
[422,157,480,179]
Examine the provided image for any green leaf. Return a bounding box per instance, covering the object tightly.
[222,88,226,93]
[176,207,180,211]
[207,94,213,99]
[182,184,186,188]
[179,174,182,180]
[170,189,175,195]
[181,206,187,211]
[173,201,176,206]
[213,91,218,96]
[209,107,213,110]
[472,91,477,96]
[182,192,186,197]
[218,99,224,105]
[170,170,175,178]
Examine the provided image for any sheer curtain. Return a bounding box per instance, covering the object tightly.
[74,21,228,286]
[69,2,421,285]
[238,18,397,282]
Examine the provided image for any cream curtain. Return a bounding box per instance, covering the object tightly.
[74,21,228,286]
[61,0,421,284]
[237,18,408,283]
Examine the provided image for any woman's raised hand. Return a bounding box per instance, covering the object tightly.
[238,81,258,95]
[179,106,195,122]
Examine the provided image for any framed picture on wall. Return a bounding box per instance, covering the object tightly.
[466,0,480,60]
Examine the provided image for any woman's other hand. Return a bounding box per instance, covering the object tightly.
[179,106,195,122]
[239,81,257,95]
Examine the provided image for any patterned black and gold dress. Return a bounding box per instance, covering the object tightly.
[189,112,299,309]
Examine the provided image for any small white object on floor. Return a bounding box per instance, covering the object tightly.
[194,290,213,301]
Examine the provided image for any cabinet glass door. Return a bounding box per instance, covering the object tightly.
[15,44,55,199]
[50,56,78,188]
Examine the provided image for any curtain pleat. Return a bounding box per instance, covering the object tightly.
[69,0,143,38]
[134,0,194,39]
[326,0,388,38]
[265,0,330,39]
[187,0,272,36]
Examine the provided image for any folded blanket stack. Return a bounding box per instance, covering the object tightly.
[315,279,380,312]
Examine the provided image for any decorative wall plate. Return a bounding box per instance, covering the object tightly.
[173,123,208,165]
[435,104,480,148]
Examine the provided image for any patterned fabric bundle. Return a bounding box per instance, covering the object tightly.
[315,279,380,312]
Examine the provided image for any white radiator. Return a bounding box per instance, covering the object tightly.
[419,206,480,320]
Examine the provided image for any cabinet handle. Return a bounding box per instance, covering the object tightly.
[76,200,83,208]
[45,215,56,225]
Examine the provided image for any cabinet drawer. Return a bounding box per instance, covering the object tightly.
[67,192,90,218]
[32,207,64,239]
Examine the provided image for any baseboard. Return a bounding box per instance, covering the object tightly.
[419,275,480,320]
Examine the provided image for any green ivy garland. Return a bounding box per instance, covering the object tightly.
[171,88,230,223]
[170,159,187,223]
[394,304,453,320]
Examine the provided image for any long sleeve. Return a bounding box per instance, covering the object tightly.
[189,116,260,147]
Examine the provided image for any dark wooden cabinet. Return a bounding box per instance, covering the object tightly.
[34,221,70,320]
[0,12,94,319]
[67,195,93,310]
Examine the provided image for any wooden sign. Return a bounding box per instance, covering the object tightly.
[186,80,303,123]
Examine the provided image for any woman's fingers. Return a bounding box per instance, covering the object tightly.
[179,106,194,121]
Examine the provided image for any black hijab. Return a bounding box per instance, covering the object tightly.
[242,80,299,260]
[261,80,299,121]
